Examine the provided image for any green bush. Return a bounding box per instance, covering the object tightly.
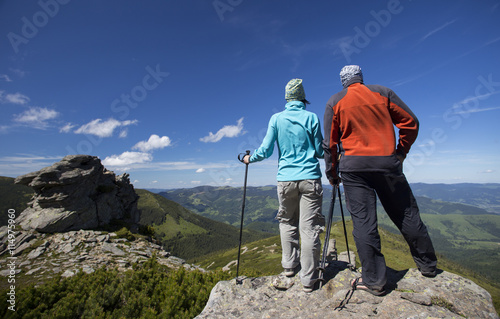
[139,224,156,238]
[115,227,136,241]
[0,257,231,318]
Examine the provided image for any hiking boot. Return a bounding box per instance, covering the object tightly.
[284,268,295,277]
[420,269,437,278]
[303,285,313,293]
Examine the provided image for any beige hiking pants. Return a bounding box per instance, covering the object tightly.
[277,179,325,287]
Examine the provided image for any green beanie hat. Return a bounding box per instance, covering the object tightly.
[285,78,306,101]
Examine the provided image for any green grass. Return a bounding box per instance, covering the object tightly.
[153,215,207,240]
[192,235,284,276]
[193,220,417,276]
[421,214,500,241]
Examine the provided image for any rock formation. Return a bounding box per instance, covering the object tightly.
[0,229,202,280]
[197,257,499,319]
[14,155,140,233]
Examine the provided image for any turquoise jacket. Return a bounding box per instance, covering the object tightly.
[249,101,324,181]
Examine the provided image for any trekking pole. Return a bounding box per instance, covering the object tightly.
[338,185,355,271]
[318,183,338,288]
[235,150,250,284]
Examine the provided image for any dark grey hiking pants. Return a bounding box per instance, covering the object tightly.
[341,170,437,290]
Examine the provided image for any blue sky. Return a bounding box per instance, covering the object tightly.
[1,0,499,189]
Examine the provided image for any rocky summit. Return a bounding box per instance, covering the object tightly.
[14,155,140,233]
[197,257,499,319]
[0,229,202,281]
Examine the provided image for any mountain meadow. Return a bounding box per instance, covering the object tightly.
[1,176,499,316]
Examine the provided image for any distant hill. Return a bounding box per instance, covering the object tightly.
[162,184,500,284]
[136,189,271,260]
[143,188,171,193]
[160,184,498,226]
[0,176,33,225]
[160,186,346,234]
[411,183,500,213]
[160,186,281,232]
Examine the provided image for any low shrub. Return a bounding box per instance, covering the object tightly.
[0,257,231,318]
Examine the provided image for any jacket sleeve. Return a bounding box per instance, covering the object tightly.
[312,114,324,159]
[387,90,419,157]
[250,116,277,163]
[323,101,340,181]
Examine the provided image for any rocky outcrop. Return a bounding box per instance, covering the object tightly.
[14,155,140,233]
[0,229,202,280]
[197,257,499,319]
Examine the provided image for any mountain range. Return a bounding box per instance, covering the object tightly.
[1,176,499,313]
[160,184,500,283]
[136,189,270,260]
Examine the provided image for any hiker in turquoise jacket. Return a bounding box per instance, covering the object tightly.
[244,78,325,292]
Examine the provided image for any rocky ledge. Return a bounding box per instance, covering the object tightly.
[0,229,202,283]
[197,258,498,319]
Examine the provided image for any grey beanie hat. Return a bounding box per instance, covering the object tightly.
[340,65,363,88]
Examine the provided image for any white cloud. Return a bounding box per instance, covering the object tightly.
[453,106,500,115]
[97,160,234,172]
[9,68,26,78]
[480,169,495,174]
[13,107,59,128]
[420,19,457,42]
[0,91,30,104]
[455,91,500,106]
[196,168,206,173]
[102,151,152,167]
[0,75,12,82]
[102,134,170,172]
[200,117,245,143]
[119,129,128,138]
[191,181,202,184]
[74,118,137,138]
[60,123,76,133]
[132,134,172,152]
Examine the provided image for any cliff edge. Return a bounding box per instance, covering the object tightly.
[197,259,498,318]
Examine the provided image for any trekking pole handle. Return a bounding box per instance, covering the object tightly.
[238,150,251,163]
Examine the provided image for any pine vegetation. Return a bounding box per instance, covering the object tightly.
[0,257,231,319]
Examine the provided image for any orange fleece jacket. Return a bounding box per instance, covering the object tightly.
[323,79,419,181]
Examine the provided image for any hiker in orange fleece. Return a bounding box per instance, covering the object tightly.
[323,65,437,296]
